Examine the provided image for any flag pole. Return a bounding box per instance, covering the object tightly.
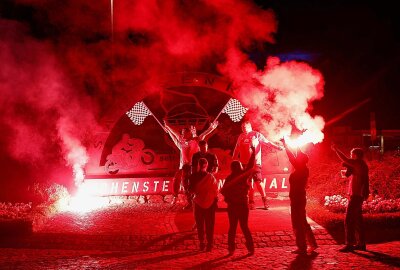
[213,98,231,123]
[143,103,167,132]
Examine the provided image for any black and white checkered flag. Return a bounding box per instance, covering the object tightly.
[221,98,248,122]
[126,101,152,125]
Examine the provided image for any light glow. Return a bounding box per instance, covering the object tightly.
[57,182,123,214]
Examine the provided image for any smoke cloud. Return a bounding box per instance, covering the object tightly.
[0,0,324,200]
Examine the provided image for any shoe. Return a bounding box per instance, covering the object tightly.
[171,197,177,205]
[353,244,366,251]
[206,245,213,252]
[199,242,205,251]
[228,249,235,256]
[291,249,307,255]
[262,197,269,209]
[247,248,255,255]
[307,245,318,253]
[339,245,354,252]
[249,203,255,210]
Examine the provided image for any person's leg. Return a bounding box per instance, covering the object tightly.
[238,204,254,253]
[353,196,366,250]
[172,169,183,204]
[194,203,205,250]
[182,165,192,209]
[340,196,356,252]
[254,165,268,209]
[227,204,239,253]
[204,200,217,251]
[291,202,307,253]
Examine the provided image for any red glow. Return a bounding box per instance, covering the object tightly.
[220,55,325,145]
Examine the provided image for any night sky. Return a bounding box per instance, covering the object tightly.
[260,0,400,129]
[1,0,399,129]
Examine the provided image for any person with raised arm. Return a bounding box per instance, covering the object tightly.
[331,144,369,252]
[281,138,317,255]
[221,140,257,256]
[233,121,283,210]
[164,121,218,209]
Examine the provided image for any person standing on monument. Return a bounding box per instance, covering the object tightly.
[164,121,218,209]
[233,121,283,210]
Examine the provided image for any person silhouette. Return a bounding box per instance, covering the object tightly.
[281,138,317,255]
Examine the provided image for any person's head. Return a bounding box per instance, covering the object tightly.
[241,121,252,133]
[199,140,208,153]
[351,148,364,159]
[121,133,130,142]
[198,158,208,172]
[181,127,191,139]
[230,160,243,174]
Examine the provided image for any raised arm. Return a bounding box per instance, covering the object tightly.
[281,138,296,166]
[331,144,351,164]
[164,122,181,148]
[198,121,218,140]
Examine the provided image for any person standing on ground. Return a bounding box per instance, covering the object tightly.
[189,158,218,252]
[221,143,256,256]
[164,121,218,209]
[331,144,370,252]
[281,138,318,255]
[233,121,283,210]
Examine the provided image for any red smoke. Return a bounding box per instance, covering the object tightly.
[220,52,325,146]
[0,0,324,199]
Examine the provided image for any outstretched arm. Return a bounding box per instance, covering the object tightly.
[164,122,181,148]
[198,121,218,140]
[331,144,351,164]
[259,133,284,150]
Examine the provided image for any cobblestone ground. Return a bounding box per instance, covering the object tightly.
[0,195,399,269]
[0,242,399,269]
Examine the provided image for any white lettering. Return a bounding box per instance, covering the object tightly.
[111,182,119,193]
[282,178,288,189]
[100,183,108,195]
[218,179,225,189]
[143,181,149,192]
[122,182,129,193]
[162,180,170,192]
[154,181,159,192]
[131,182,139,193]
[261,178,267,189]
[269,178,277,189]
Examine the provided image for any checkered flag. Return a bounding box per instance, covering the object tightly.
[126,101,152,125]
[221,98,248,122]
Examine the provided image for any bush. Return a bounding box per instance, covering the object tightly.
[28,182,69,206]
[324,195,400,213]
[0,202,32,219]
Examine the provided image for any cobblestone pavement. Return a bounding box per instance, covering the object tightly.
[0,241,399,269]
[0,195,399,269]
